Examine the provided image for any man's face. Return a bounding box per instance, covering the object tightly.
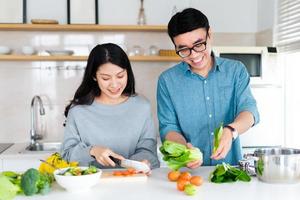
[173,28,213,75]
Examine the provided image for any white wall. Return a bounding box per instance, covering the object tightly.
[190,0,258,33]
[2,0,275,32]
[257,0,275,31]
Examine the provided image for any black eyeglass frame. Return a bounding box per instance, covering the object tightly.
[175,34,208,58]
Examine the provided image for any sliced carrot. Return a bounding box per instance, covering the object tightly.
[127,168,137,174]
[113,171,123,176]
[122,170,130,176]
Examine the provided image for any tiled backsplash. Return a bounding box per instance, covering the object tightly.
[0,60,174,143]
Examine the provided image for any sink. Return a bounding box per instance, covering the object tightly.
[20,142,61,153]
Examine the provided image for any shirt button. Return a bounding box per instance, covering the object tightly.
[209,114,212,118]
[211,132,214,136]
[204,80,207,84]
[206,96,210,100]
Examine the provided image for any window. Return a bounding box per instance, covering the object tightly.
[274,0,300,52]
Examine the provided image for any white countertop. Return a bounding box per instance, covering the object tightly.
[13,167,300,200]
[0,143,54,159]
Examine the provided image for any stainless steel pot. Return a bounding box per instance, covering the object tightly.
[253,148,300,183]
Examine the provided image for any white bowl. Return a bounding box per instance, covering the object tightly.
[0,46,12,55]
[22,46,37,55]
[46,50,74,56]
[54,167,102,192]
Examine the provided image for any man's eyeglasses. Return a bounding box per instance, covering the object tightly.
[176,37,208,58]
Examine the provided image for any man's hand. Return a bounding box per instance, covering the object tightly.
[186,143,203,169]
[211,128,233,160]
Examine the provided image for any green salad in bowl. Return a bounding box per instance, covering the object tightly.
[59,166,98,176]
[54,166,102,192]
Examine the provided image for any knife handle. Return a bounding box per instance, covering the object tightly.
[91,155,121,166]
[109,156,121,166]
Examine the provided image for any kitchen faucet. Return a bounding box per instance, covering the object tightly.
[30,95,45,145]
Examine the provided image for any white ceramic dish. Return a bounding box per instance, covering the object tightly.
[0,46,12,55]
[22,46,37,55]
[54,166,102,192]
[46,50,74,56]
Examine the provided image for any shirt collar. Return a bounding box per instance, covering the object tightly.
[181,51,223,74]
[212,51,223,73]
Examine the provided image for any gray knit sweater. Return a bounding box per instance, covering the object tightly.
[61,95,160,169]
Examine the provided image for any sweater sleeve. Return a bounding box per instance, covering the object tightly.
[61,109,94,166]
[129,105,160,169]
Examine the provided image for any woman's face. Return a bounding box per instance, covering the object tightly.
[95,62,128,103]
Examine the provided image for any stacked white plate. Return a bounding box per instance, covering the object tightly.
[0,46,12,55]
[46,50,74,56]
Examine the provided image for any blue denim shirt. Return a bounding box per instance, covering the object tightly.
[157,55,260,166]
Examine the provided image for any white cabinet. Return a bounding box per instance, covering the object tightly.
[1,152,52,172]
[240,85,284,147]
[2,157,42,172]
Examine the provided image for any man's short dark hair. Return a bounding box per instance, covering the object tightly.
[168,8,210,43]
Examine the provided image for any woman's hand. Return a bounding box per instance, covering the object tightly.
[90,146,124,167]
[211,128,233,160]
[186,143,203,169]
[140,159,151,175]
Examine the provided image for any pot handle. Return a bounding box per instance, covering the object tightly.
[243,153,259,161]
[239,153,259,176]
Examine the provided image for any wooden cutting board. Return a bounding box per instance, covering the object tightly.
[101,171,147,182]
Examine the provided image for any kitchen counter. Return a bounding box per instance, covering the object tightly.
[0,143,55,159]
[0,143,55,171]
[13,167,300,200]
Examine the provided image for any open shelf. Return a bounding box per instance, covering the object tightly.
[0,55,180,62]
[0,24,167,32]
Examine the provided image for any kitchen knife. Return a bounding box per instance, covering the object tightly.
[109,156,150,173]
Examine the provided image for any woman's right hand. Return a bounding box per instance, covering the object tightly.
[90,146,124,167]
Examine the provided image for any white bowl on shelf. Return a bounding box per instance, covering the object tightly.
[22,46,37,55]
[46,50,74,56]
[0,46,12,55]
[54,166,102,192]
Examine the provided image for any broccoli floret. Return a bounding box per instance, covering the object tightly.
[20,168,52,196]
[21,168,40,196]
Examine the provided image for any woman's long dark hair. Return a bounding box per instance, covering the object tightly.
[64,43,136,118]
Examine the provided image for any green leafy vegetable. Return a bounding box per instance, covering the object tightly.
[159,140,203,170]
[210,162,251,183]
[213,123,223,153]
[1,171,22,193]
[0,174,19,200]
[60,165,98,176]
[257,159,264,176]
[20,168,52,196]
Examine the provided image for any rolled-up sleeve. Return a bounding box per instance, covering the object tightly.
[61,109,94,166]
[236,63,260,125]
[129,105,160,169]
[157,75,182,141]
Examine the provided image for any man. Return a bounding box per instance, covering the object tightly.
[157,8,259,167]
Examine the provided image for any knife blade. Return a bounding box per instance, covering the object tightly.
[109,156,150,173]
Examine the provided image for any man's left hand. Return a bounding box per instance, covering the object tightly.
[210,128,233,160]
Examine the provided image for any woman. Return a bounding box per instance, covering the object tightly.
[62,43,160,169]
